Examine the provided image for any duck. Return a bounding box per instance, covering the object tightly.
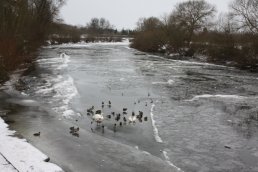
[115,114,121,121]
[33,132,40,136]
[70,127,79,134]
[144,117,148,121]
[123,108,127,111]
[95,110,102,114]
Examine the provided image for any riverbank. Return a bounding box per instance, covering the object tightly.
[132,48,258,73]
[0,113,63,172]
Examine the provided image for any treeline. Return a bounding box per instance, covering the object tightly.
[131,0,258,71]
[0,0,64,81]
[50,18,135,44]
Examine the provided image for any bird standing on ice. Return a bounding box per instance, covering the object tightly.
[92,113,104,125]
[128,116,137,123]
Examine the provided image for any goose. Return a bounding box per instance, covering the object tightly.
[123,108,127,111]
[144,117,148,121]
[33,132,40,136]
[92,113,104,124]
[119,122,123,126]
[108,101,111,105]
[123,117,127,122]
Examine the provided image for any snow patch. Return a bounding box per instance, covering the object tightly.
[0,118,63,172]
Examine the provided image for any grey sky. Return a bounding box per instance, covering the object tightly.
[60,0,232,30]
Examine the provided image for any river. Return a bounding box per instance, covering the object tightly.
[0,41,258,172]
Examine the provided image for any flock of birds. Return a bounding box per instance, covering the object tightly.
[87,99,149,134]
[33,93,153,137]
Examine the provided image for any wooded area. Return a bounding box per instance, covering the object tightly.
[0,0,64,81]
[131,0,258,70]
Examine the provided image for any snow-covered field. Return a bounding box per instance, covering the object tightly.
[0,117,63,172]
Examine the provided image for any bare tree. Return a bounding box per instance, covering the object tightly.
[136,17,162,31]
[216,13,239,33]
[86,17,114,34]
[230,0,258,33]
[173,0,216,43]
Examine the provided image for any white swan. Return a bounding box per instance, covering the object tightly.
[92,113,104,124]
[128,116,137,123]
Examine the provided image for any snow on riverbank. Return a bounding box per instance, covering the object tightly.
[0,117,63,172]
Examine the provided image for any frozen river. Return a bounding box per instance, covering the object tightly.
[1,41,258,172]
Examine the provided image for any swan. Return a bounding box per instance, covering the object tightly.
[92,113,104,124]
[128,116,137,123]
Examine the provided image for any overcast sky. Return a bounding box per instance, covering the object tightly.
[60,0,232,30]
